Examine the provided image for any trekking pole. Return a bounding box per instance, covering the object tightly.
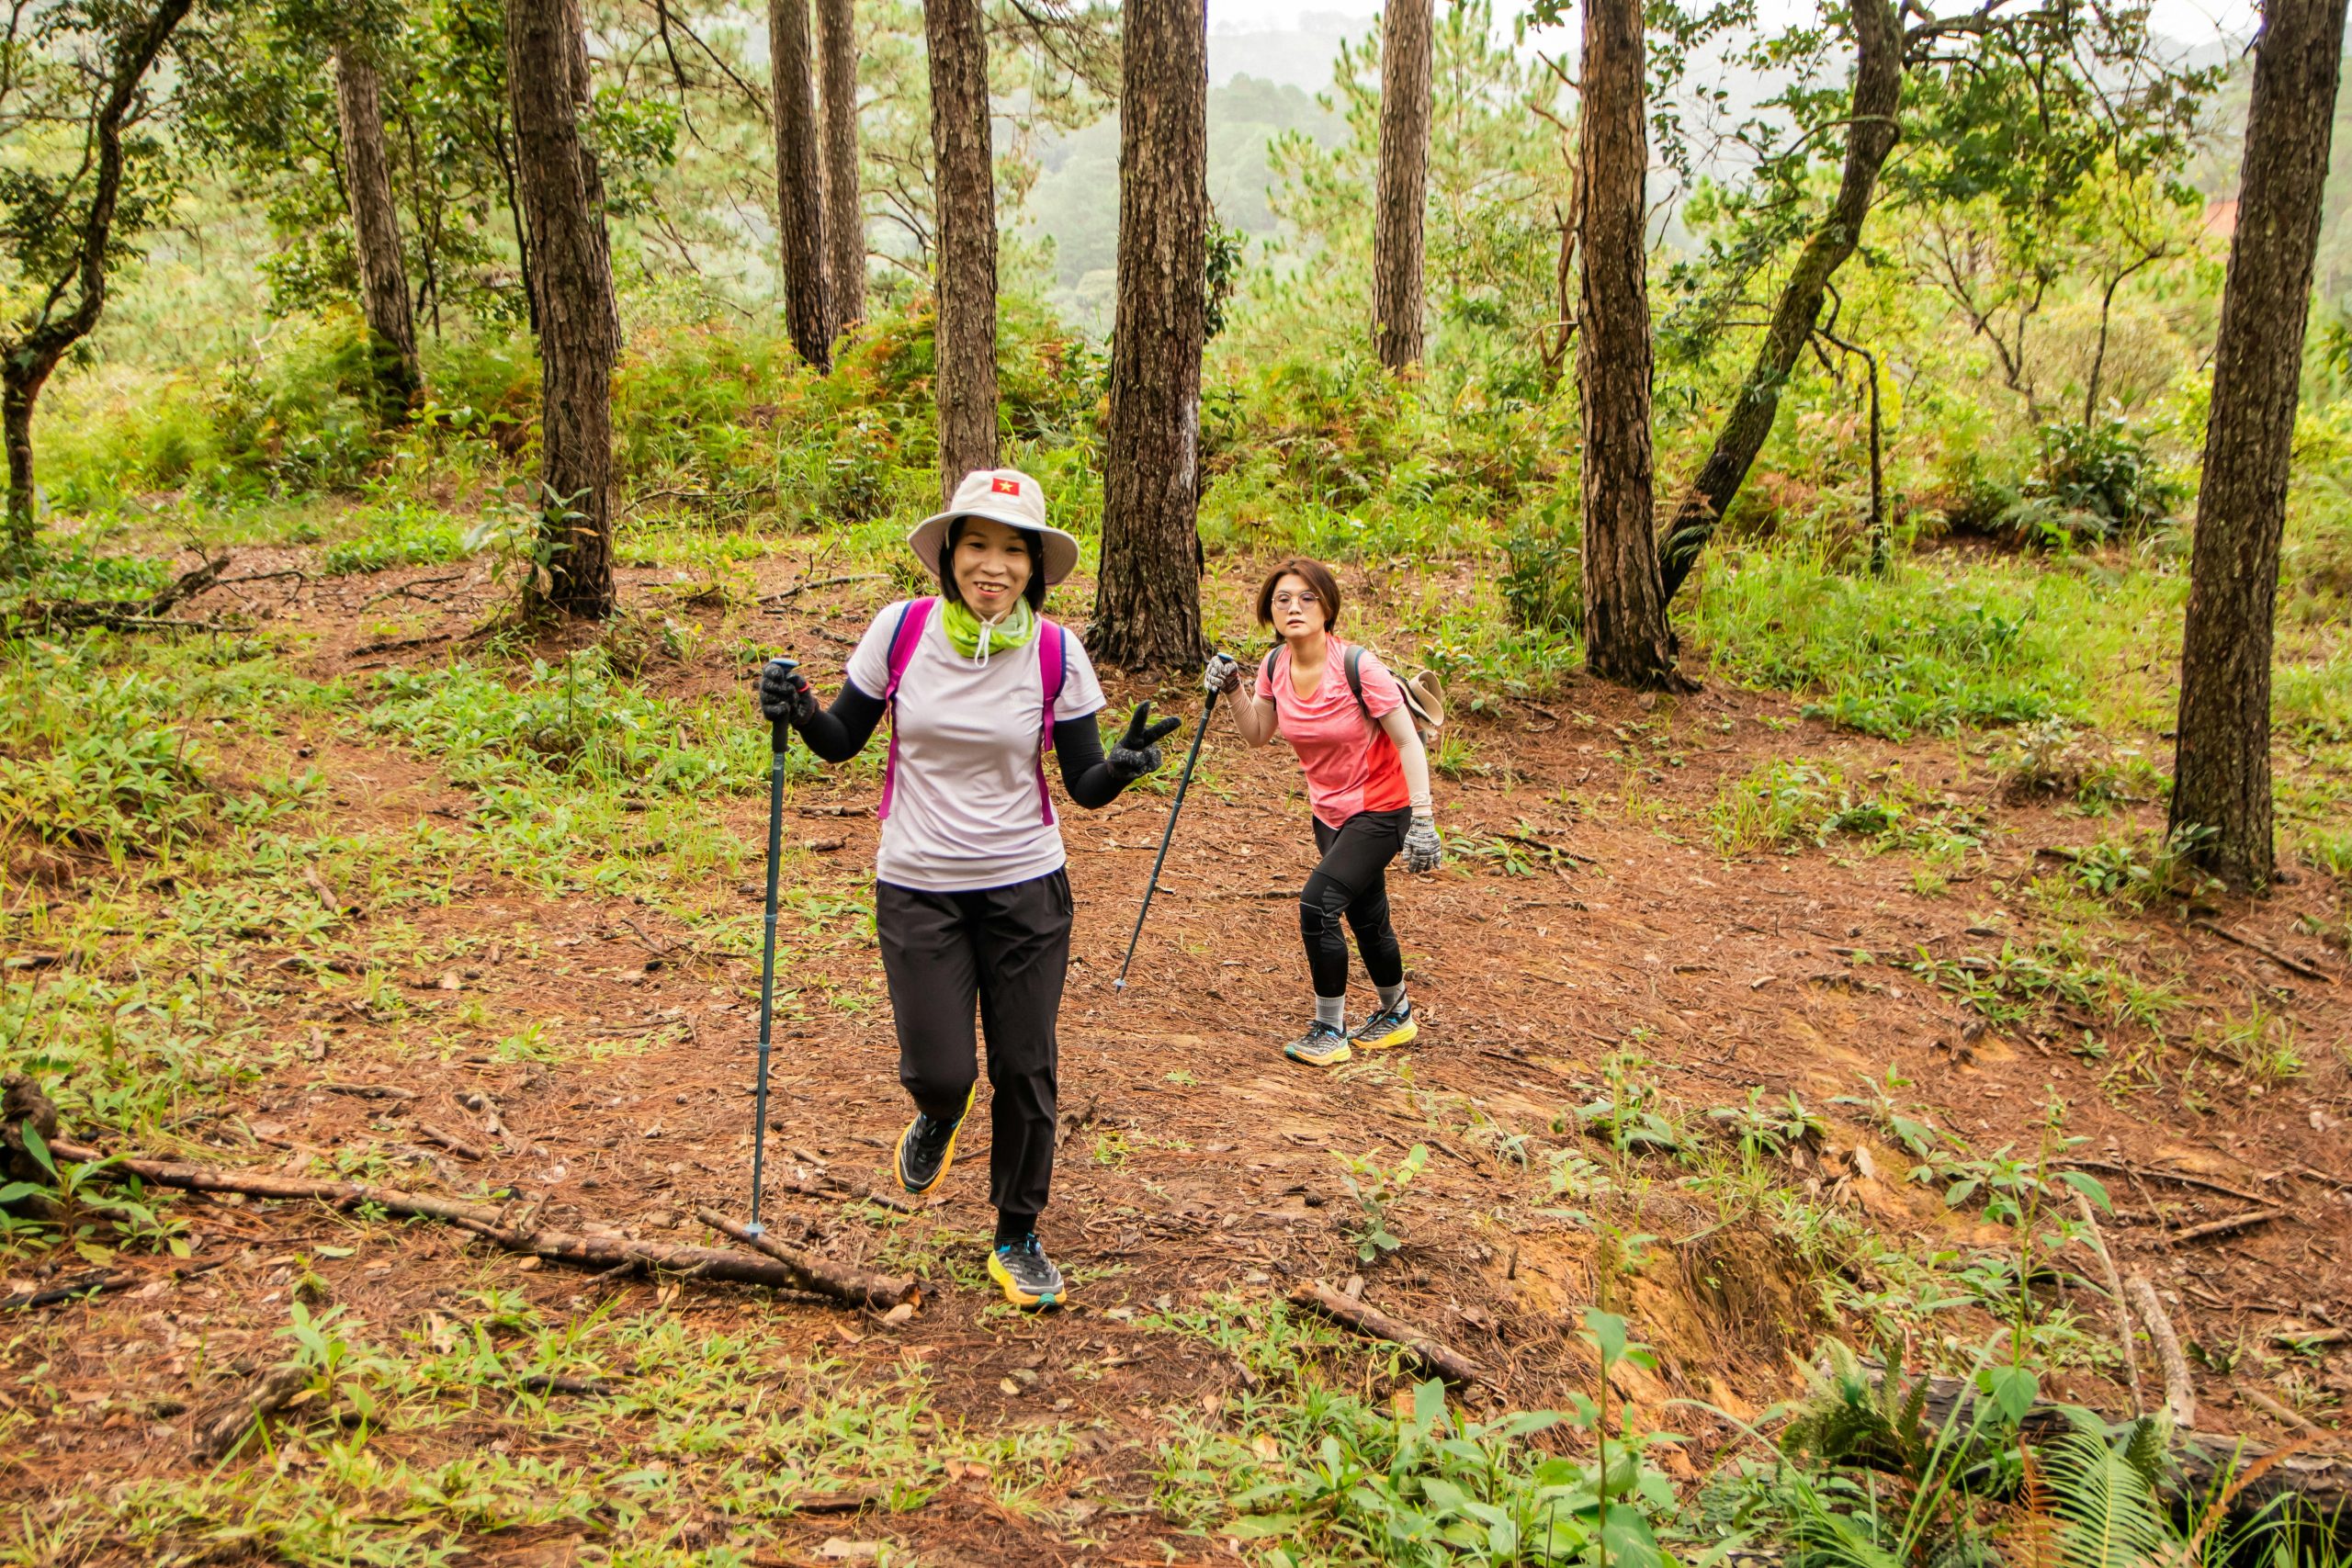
[747,658,797,1235]
[1112,675,1220,992]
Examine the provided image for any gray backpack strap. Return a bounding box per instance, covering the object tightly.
[1344,645,1371,722]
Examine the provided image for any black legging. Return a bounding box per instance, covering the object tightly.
[1300,808,1408,999]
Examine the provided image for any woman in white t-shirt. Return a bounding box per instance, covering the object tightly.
[758,468,1178,1309]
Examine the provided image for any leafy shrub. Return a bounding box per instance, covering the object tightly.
[1500,496,1582,635]
[1946,421,2183,548]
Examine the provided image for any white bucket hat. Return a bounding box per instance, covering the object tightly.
[909,468,1082,587]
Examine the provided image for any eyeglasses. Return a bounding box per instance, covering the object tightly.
[1272,591,1320,608]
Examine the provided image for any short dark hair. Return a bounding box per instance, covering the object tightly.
[938,517,1050,611]
[1255,558,1342,630]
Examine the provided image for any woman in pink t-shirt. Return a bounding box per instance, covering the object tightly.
[1205,558,1443,1065]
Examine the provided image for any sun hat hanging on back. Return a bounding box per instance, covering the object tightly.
[909,468,1082,587]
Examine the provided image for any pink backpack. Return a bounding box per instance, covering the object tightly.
[876,597,1069,826]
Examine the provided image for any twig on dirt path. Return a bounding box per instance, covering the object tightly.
[349,631,455,658]
[2239,1384,2319,1433]
[758,572,888,606]
[512,1373,621,1397]
[2125,1275,2196,1429]
[1,1270,135,1311]
[785,1485,890,1514]
[1497,831,1592,867]
[2166,1207,2287,1245]
[415,1123,487,1162]
[35,1136,833,1298]
[318,1081,418,1101]
[2074,1192,2144,1417]
[191,1364,311,1463]
[1290,1280,1484,1385]
[696,1208,920,1308]
[359,572,469,611]
[2271,1325,2351,1347]
[796,805,862,818]
[2056,1157,2276,1209]
[778,1167,919,1213]
[2188,919,2335,985]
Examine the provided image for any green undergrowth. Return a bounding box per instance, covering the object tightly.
[17,1284,1066,1566]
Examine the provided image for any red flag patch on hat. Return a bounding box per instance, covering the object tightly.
[990,476,1023,496]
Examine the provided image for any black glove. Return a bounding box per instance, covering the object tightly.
[1105,701,1182,784]
[757,658,819,728]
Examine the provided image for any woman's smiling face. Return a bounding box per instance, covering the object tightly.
[951,518,1034,618]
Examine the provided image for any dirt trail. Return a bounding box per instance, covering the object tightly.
[6,555,2349,1563]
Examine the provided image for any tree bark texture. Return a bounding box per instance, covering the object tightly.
[1576,0,1681,689]
[0,0,195,554]
[925,0,998,497]
[1370,0,1432,369]
[814,0,865,335]
[504,0,618,618]
[2169,0,2347,890]
[1091,0,1210,671]
[769,0,832,370]
[333,44,423,408]
[1656,0,1900,602]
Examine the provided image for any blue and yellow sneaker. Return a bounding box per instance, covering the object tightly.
[895,1083,977,1196]
[1283,1021,1352,1066]
[988,1234,1067,1309]
[1350,999,1418,1052]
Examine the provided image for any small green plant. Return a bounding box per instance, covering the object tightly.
[2065,825,2218,906]
[0,1124,187,1263]
[1707,1088,1826,1161]
[1332,1143,1427,1262]
[321,501,473,574]
[1566,1049,1684,1157]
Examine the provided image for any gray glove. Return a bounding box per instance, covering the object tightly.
[1107,702,1183,784]
[757,658,820,728]
[1403,812,1442,873]
[1204,651,1242,695]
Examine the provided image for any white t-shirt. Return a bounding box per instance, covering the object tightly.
[846,600,1106,893]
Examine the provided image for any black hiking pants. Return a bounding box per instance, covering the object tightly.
[1301,808,1408,999]
[875,869,1071,1223]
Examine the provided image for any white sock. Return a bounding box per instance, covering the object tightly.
[1315,995,1345,1030]
[1377,983,1408,1014]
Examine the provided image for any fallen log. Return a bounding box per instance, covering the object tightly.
[1,1270,134,1311]
[38,1138,836,1299]
[696,1208,920,1309]
[1290,1280,1484,1386]
[1887,1365,2352,1523]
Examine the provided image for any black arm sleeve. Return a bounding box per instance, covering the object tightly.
[1055,714,1127,810]
[795,678,887,763]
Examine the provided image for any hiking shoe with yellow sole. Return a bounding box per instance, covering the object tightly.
[895,1083,977,1196]
[1349,1000,1418,1052]
[989,1235,1068,1310]
[1283,1021,1352,1066]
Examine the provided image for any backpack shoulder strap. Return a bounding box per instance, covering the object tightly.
[876,597,936,822]
[1344,644,1371,722]
[881,597,936,704]
[1032,618,1068,825]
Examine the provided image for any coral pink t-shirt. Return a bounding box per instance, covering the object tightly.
[1259,637,1410,829]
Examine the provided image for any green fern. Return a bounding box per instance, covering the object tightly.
[2041,1423,2171,1568]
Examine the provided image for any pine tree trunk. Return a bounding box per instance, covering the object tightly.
[1577,0,1682,690]
[4,371,39,557]
[333,43,422,409]
[926,0,998,498]
[1091,0,1209,671]
[1370,0,1431,370]
[814,0,865,336]
[2169,0,2347,891]
[1657,0,1899,602]
[504,0,618,619]
[770,0,831,370]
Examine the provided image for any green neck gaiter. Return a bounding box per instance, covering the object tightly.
[941,597,1038,662]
